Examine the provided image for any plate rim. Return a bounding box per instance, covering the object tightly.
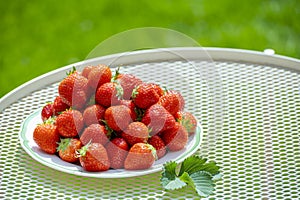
[19,108,203,178]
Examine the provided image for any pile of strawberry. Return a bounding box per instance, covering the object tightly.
[33,64,198,172]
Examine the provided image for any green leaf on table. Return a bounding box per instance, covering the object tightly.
[161,161,186,190]
[161,155,221,198]
[179,155,220,176]
[190,171,215,197]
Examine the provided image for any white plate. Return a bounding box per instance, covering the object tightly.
[19,108,202,178]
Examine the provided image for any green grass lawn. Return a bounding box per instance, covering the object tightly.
[1,0,299,97]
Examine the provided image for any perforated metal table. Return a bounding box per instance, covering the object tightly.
[0,48,299,199]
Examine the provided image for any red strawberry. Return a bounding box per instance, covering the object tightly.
[87,64,112,91]
[81,65,96,79]
[119,100,137,121]
[106,137,129,169]
[80,124,110,146]
[33,120,59,154]
[115,73,142,100]
[58,69,88,110]
[52,96,69,116]
[161,122,188,151]
[57,138,82,163]
[148,135,166,159]
[56,110,84,138]
[158,90,185,116]
[132,83,163,109]
[104,105,132,132]
[82,104,105,126]
[141,104,175,135]
[124,143,156,170]
[41,103,54,121]
[121,122,149,146]
[175,111,197,135]
[78,142,110,172]
[95,82,122,107]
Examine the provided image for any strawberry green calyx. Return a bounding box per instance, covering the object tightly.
[134,107,145,121]
[131,86,139,99]
[111,66,121,82]
[115,81,124,100]
[66,66,77,76]
[77,140,91,157]
[56,138,71,152]
[146,143,158,160]
[178,116,193,133]
[101,120,114,138]
[163,86,169,94]
[43,116,56,125]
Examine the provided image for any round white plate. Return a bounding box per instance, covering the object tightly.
[19,108,202,178]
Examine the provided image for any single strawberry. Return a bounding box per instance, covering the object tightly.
[148,135,166,159]
[56,109,84,138]
[58,69,88,110]
[132,83,163,109]
[52,96,69,116]
[33,119,59,154]
[124,143,156,170]
[82,104,106,126]
[104,105,132,132]
[81,65,96,79]
[41,103,54,121]
[80,124,110,146]
[158,90,185,116]
[161,122,188,152]
[57,138,82,163]
[141,104,175,135]
[95,82,123,107]
[105,137,129,169]
[121,122,149,146]
[87,64,112,91]
[175,111,197,135]
[114,72,142,100]
[78,142,110,172]
[152,83,164,96]
[119,100,138,121]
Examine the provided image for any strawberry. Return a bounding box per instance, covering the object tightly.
[119,100,138,121]
[104,105,132,132]
[95,82,122,107]
[57,138,82,163]
[141,104,175,135]
[105,137,129,169]
[87,64,112,91]
[52,96,69,116]
[78,142,110,172]
[161,122,188,151]
[115,73,142,100]
[41,103,54,121]
[81,65,96,79]
[33,119,60,154]
[82,104,105,126]
[56,109,84,138]
[158,90,185,116]
[80,124,110,146]
[132,83,163,109]
[175,111,197,135]
[121,122,149,146]
[148,135,166,159]
[58,69,88,110]
[124,143,156,170]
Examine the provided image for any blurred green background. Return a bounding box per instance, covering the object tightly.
[1,0,299,97]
